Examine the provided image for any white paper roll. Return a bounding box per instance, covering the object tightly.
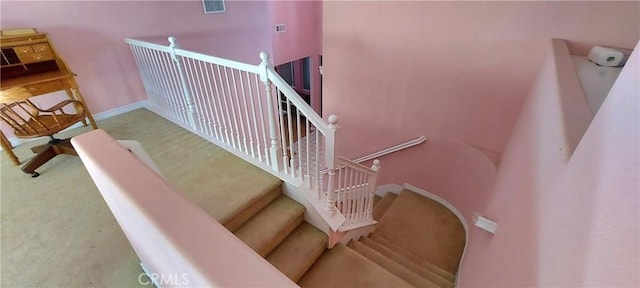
[587,46,624,67]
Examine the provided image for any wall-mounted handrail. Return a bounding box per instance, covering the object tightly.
[353,136,426,164]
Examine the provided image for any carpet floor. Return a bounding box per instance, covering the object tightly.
[373,190,466,275]
[0,108,280,287]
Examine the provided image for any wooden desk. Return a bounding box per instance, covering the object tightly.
[1,29,97,165]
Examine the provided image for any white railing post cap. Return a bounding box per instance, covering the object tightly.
[259,51,270,64]
[168,36,179,48]
[328,114,338,125]
[372,159,381,171]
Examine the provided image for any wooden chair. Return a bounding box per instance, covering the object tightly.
[0,86,87,177]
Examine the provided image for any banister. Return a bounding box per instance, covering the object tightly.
[353,136,426,164]
[337,156,378,175]
[125,36,382,235]
[266,66,330,135]
[124,38,172,52]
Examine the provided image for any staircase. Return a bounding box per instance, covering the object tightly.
[219,178,462,287]
[124,36,464,286]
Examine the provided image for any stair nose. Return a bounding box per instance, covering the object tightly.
[234,195,305,257]
[298,243,413,288]
[348,239,441,288]
[223,182,282,232]
[373,192,397,220]
[267,222,328,282]
[365,235,455,285]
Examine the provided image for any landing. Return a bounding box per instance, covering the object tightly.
[372,189,466,274]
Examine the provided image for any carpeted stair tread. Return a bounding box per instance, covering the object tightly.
[234,195,305,257]
[348,239,440,288]
[266,222,328,282]
[223,183,282,232]
[373,193,397,221]
[298,243,412,288]
[373,189,465,274]
[368,234,455,283]
[367,234,455,282]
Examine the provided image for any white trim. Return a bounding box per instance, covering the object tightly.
[139,262,162,288]
[374,183,403,197]
[402,183,468,286]
[353,136,426,164]
[3,100,148,149]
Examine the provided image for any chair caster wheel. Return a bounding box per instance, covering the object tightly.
[31,172,40,178]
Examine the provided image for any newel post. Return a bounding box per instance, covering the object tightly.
[367,159,381,221]
[168,36,196,130]
[258,51,282,172]
[325,115,340,217]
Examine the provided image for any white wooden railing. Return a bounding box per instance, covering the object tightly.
[125,37,379,232]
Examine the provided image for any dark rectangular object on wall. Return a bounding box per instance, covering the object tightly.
[202,0,225,14]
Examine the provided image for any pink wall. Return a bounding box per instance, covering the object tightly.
[458,40,639,286]
[267,0,323,114]
[323,1,639,158]
[267,1,321,66]
[1,0,271,135]
[323,2,638,285]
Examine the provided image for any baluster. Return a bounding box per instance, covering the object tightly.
[277,88,289,175]
[240,71,255,158]
[223,67,241,149]
[196,60,215,138]
[158,50,182,123]
[230,69,248,154]
[254,74,269,166]
[326,168,338,217]
[216,65,234,147]
[306,119,311,189]
[168,36,197,130]
[315,130,321,199]
[336,166,343,213]
[368,159,381,221]
[203,62,223,141]
[246,72,261,162]
[286,98,295,177]
[258,52,282,171]
[355,170,364,223]
[349,167,357,224]
[184,58,204,132]
[296,107,303,178]
[347,167,354,224]
[139,48,164,108]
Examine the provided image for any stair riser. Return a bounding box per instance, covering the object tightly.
[224,184,282,232]
[348,240,440,288]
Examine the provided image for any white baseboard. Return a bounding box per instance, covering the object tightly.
[3,101,148,149]
[93,100,148,122]
[374,183,403,197]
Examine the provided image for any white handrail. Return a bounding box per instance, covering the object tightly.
[353,136,426,164]
[338,156,377,176]
[124,38,172,52]
[266,67,330,136]
[125,38,259,74]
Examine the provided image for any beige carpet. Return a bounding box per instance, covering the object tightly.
[298,243,412,288]
[372,190,466,275]
[0,108,280,287]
